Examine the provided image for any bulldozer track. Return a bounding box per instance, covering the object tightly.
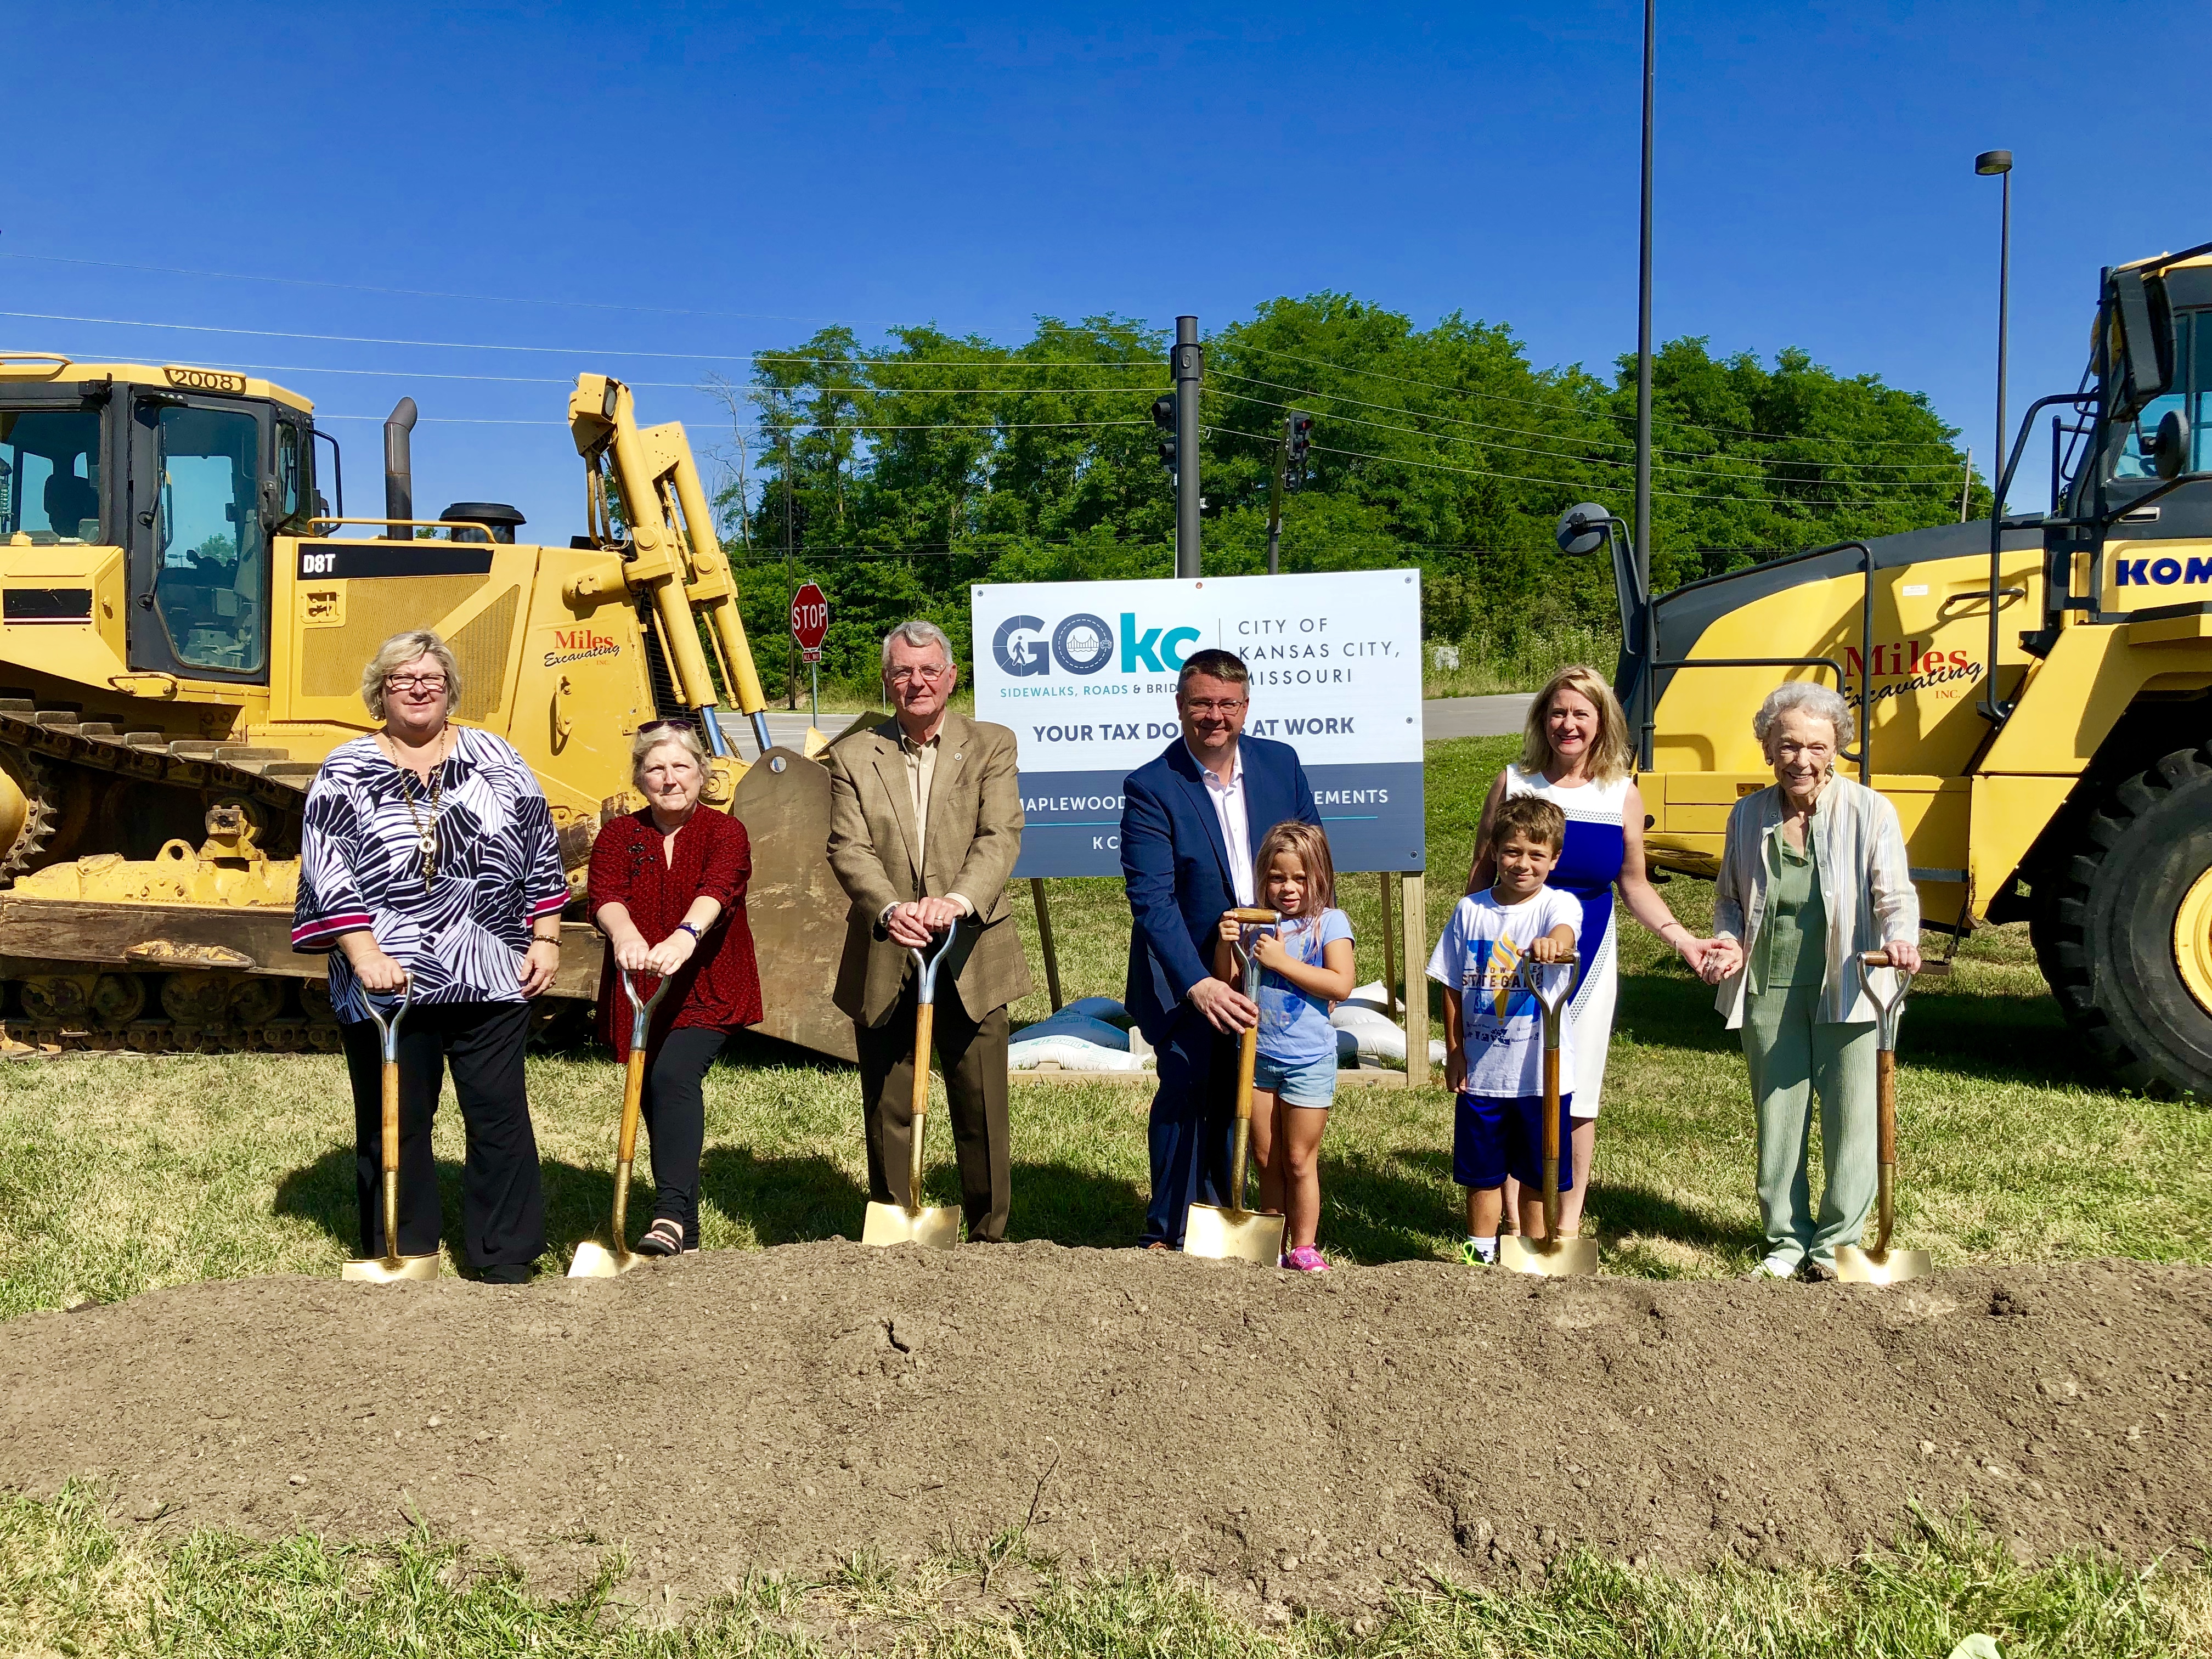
[0,697,318,833]
[1,697,329,1053]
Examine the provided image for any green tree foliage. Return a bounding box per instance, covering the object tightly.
[707,297,1979,692]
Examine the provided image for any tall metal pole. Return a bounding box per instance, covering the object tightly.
[1265,417,1288,576]
[1633,0,1656,769]
[1976,150,2015,516]
[782,427,798,711]
[1174,315,1203,579]
[1996,168,2011,515]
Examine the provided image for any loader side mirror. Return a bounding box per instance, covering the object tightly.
[2144,408,2193,481]
[2110,268,2175,417]
[1555,501,1613,557]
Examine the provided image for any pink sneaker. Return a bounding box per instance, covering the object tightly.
[1283,1245,1330,1273]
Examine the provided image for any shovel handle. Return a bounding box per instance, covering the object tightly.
[907,1000,935,1206]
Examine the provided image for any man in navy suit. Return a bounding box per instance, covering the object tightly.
[1120,648,1320,1249]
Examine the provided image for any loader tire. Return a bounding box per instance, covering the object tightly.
[2034,744,2212,1098]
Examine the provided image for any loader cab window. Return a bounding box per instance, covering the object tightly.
[147,404,268,676]
[2112,308,2212,478]
[0,409,104,543]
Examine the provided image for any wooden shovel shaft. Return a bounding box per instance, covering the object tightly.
[907,1001,935,1206]
[1229,1022,1260,1212]
[611,1043,651,1242]
[1873,1048,1897,1255]
[380,1059,402,1261]
[1541,1045,1562,1240]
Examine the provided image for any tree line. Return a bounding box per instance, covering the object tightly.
[691,294,1986,695]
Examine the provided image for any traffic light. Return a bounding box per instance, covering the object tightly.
[1286,410,1313,485]
[1152,393,1178,473]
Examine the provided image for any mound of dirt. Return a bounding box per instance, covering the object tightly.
[3,1246,2208,1615]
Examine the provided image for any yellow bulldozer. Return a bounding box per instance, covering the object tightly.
[1569,241,2212,1096]
[0,353,854,1059]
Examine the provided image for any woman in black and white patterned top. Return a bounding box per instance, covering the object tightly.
[293,628,568,1283]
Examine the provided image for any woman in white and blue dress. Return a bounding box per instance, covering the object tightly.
[292,629,569,1283]
[1462,664,1711,1235]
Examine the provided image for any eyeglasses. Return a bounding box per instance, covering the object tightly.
[384,674,448,693]
[638,718,695,735]
[1183,698,1246,716]
[887,664,951,685]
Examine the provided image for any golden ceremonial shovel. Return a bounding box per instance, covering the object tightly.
[1831,950,1933,1285]
[568,969,674,1278]
[342,984,441,1283]
[861,925,962,1249]
[1500,957,1599,1278]
[1184,908,1289,1265]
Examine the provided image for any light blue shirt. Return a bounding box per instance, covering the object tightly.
[1256,907,1355,1067]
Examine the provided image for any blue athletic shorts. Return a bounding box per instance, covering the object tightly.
[1254,1049,1338,1108]
[1453,1091,1576,1191]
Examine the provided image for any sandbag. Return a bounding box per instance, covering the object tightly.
[1010,1013,1130,1051]
[1007,1035,1151,1072]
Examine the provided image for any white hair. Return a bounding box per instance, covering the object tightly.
[881,618,954,681]
[360,629,461,720]
[631,721,710,785]
[1753,680,1856,751]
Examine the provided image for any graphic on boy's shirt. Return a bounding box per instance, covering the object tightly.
[1465,932,1533,1020]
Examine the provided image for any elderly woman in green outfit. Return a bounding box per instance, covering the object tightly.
[1698,682,1921,1282]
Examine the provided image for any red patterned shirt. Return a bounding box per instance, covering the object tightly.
[586,808,762,1055]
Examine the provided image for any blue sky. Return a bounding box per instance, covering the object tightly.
[6,1,2200,539]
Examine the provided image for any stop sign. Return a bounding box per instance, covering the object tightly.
[789,582,828,661]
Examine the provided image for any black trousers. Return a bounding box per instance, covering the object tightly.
[340,999,544,1270]
[641,1025,726,1248]
[855,986,1012,1242]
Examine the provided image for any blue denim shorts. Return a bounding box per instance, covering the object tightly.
[1253,1049,1338,1108]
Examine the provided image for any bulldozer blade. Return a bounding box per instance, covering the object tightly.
[1498,1233,1600,1278]
[861,1201,960,1249]
[1829,1244,1933,1285]
[566,1239,644,1278]
[1182,1204,1286,1266]
[340,1253,440,1283]
[729,749,861,1063]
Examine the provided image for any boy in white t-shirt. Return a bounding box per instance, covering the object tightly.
[1426,793,1582,1265]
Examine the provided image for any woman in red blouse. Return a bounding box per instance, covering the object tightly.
[586,721,763,1255]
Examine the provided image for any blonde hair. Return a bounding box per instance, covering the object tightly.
[1516,664,1634,784]
[360,629,461,721]
[1252,820,1336,919]
[631,721,712,785]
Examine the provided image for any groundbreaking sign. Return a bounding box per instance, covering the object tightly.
[971,571,1425,877]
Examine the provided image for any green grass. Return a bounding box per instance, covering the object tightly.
[3,1483,2206,1658]
[6,733,2212,1656]
[4,733,2210,1317]
[1421,623,1620,699]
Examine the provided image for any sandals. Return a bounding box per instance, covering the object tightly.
[635,1218,687,1257]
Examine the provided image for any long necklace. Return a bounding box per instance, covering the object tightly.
[383,727,450,884]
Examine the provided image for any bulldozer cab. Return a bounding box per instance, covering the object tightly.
[1,359,318,687]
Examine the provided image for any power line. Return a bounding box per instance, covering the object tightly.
[1210,385,1956,494]
[1232,340,1963,450]
[1,309,1168,369]
[0,251,894,328]
[1214,369,1956,475]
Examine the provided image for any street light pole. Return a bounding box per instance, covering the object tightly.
[1633,0,1656,769]
[1173,315,1203,579]
[1976,149,2013,515]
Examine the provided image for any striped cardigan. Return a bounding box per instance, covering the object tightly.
[1710,773,1919,1030]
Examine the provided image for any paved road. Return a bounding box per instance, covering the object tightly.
[1423,694,1533,740]
[724,697,1532,754]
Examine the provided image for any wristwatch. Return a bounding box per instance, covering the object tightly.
[675,921,702,941]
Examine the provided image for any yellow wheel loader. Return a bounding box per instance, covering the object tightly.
[0,354,855,1059]
[1569,242,2212,1096]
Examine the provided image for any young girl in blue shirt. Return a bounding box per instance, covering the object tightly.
[1213,820,1357,1271]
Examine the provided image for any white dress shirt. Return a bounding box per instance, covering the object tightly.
[1189,739,1254,907]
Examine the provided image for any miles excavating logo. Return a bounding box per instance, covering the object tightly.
[544,627,619,669]
[1842,639,1982,704]
[992,612,1203,676]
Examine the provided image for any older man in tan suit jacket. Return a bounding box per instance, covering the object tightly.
[825,619,1030,1242]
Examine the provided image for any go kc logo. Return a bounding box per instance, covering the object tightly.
[992,612,1205,677]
